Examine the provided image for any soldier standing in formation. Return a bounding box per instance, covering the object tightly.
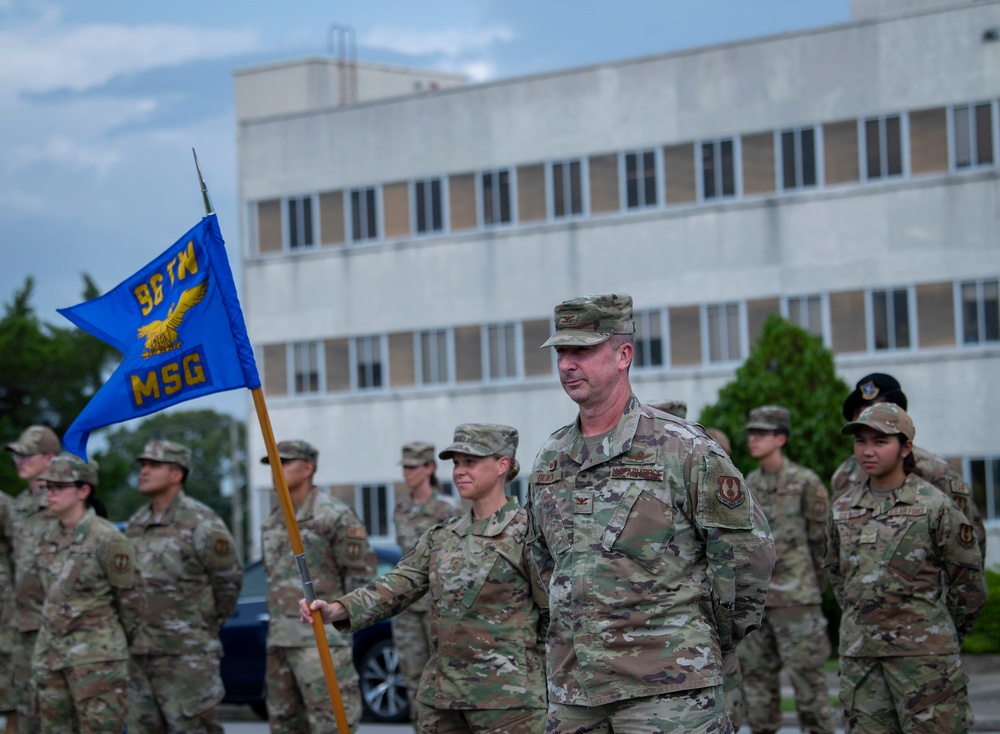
[831,373,985,555]
[739,406,835,734]
[261,440,376,733]
[32,454,143,733]
[827,403,985,733]
[5,425,61,734]
[302,423,548,734]
[0,473,17,727]
[647,398,747,732]
[126,440,242,733]
[393,441,456,724]
[526,293,775,733]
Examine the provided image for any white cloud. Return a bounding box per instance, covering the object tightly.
[11,134,122,180]
[360,25,513,58]
[0,15,260,98]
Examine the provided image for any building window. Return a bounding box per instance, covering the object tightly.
[870,288,911,351]
[508,477,528,506]
[967,457,999,521]
[414,178,444,234]
[862,115,903,180]
[780,127,818,190]
[960,279,1000,345]
[292,341,321,395]
[481,170,512,226]
[357,484,391,539]
[624,150,658,209]
[416,329,451,385]
[951,102,995,170]
[633,309,665,369]
[551,160,584,218]
[350,187,378,242]
[784,295,825,340]
[352,335,385,390]
[439,480,456,498]
[286,196,315,250]
[701,139,737,200]
[484,322,518,381]
[706,303,742,363]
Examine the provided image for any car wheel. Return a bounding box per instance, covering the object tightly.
[358,637,410,723]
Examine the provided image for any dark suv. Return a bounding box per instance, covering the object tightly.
[219,545,410,723]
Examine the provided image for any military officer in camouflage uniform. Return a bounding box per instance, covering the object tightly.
[126,440,242,733]
[303,423,548,734]
[738,406,835,734]
[526,294,775,733]
[394,441,456,723]
[32,454,143,733]
[0,485,16,725]
[830,373,985,556]
[261,440,376,733]
[5,424,61,734]
[826,404,985,733]
[647,399,747,732]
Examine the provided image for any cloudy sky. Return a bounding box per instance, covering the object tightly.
[0,0,850,417]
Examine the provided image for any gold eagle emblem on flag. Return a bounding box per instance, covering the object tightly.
[137,281,208,358]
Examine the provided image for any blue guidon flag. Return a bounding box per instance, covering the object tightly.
[59,214,260,460]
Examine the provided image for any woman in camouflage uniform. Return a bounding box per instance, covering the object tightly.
[31,454,143,733]
[302,423,548,734]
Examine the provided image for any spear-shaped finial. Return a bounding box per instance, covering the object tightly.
[192,148,215,216]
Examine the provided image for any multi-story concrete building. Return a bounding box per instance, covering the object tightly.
[235,0,1000,565]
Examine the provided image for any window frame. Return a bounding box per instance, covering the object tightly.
[781,293,831,347]
[702,301,745,364]
[482,321,522,383]
[948,101,998,172]
[479,168,515,228]
[632,308,668,371]
[859,113,908,182]
[348,185,381,244]
[289,340,324,396]
[412,177,447,236]
[698,137,741,202]
[777,126,822,191]
[547,158,588,220]
[620,148,661,210]
[956,278,1000,346]
[866,286,915,352]
[355,483,393,541]
[284,194,318,251]
[349,334,388,391]
[964,456,999,521]
[414,328,454,386]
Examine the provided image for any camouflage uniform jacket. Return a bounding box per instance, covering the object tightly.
[745,456,829,607]
[825,474,985,658]
[335,497,547,711]
[12,488,54,633]
[262,487,376,648]
[831,446,984,556]
[0,493,14,655]
[126,490,241,656]
[393,490,455,614]
[525,395,775,707]
[32,509,144,672]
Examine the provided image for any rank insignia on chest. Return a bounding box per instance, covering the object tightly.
[860,527,878,544]
[716,476,744,508]
[572,490,594,514]
[958,523,976,548]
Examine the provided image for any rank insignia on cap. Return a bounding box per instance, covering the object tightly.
[717,476,745,508]
[558,314,579,326]
[958,523,976,548]
[215,539,230,556]
[113,554,131,573]
[860,381,879,400]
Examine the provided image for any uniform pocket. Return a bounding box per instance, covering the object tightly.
[602,485,674,572]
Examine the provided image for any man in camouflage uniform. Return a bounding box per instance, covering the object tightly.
[0,487,15,726]
[261,440,376,733]
[5,425,61,734]
[526,294,775,733]
[126,440,242,733]
[394,441,456,724]
[739,406,835,734]
[648,399,746,732]
[830,373,985,556]
[826,403,985,733]
[33,454,143,733]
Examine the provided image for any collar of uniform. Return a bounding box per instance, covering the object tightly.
[143,490,186,526]
[452,497,520,538]
[565,394,642,470]
[44,506,96,545]
[859,475,918,509]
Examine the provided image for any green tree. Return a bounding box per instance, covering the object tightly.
[697,314,850,484]
[93,409,247,529]
[0,276,119,494]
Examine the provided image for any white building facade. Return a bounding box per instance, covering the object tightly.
[235,0,1000,565]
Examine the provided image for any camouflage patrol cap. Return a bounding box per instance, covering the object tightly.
[401,441,435,467]
[40,453,99,487]
[746,405,791,432]
[136,440,192,470]
[438,423,518,460]
[260,440,319,465]
[5,425,61,456]
[540,293,635,348]
[842,372,908,421]
[841,403,915,441]
[649,400,688,419]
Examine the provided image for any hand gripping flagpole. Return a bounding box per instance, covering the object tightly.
[193,150,352,734]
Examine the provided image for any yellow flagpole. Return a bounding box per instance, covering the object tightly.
[193,150,351,734]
